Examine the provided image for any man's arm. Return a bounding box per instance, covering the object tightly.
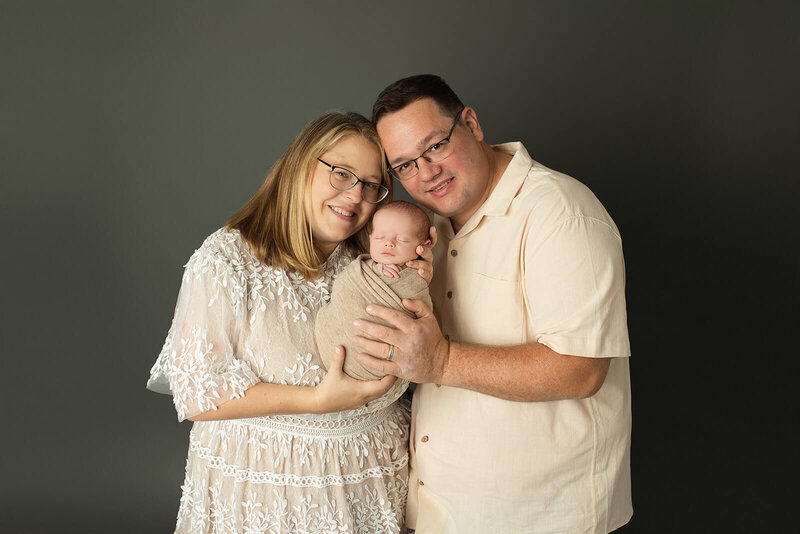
[352,299,610,401]
[440,341,610,401]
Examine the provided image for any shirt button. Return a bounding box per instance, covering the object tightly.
[418,480,425,486]
[444,334,450,341]
[421,435,429,443]
[450,249,458,257]
[435,383,441,388]
[446,291,453,299]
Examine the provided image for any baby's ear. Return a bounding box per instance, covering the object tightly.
[422,239,432,246]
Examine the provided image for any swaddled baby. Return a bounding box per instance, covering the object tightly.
[316,201,432,380]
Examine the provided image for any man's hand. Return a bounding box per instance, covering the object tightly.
[352,298,449,384]
[404,226,437,284]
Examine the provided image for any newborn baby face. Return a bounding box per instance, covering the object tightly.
[369,209,424,266]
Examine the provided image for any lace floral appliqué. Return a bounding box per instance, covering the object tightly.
[147,228,410,533]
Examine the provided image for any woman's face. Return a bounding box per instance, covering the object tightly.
[305,134,383,258]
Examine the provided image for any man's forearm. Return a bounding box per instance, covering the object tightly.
[439,341,611,402]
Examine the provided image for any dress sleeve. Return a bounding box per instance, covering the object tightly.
[148,248,260,421]
[523,215,631,358]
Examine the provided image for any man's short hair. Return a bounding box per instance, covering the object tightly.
[372,74,464,124]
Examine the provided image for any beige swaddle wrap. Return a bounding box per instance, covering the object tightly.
[315,254,432,380]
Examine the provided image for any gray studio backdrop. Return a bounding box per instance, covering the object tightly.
[2,1,797,532]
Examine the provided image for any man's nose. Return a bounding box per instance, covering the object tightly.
[416,158,441,182]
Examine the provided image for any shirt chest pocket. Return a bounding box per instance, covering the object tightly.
[455,272,524,345]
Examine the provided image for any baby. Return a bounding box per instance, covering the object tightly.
[315,201,433,380]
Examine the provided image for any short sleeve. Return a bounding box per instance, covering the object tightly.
[147,249,260,421]
[523,215,630,358]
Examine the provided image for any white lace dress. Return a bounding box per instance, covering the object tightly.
[147,228,410,533]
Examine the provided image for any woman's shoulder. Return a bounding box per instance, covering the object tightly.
[198,227,249,256]
[188,228,359,283]
[185,227,255,275]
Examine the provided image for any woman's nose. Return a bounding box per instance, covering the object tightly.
[342,182,363,203]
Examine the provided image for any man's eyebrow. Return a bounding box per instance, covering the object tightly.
[387,130,446,166]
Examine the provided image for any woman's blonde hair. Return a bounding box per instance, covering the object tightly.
[226,112,391,278]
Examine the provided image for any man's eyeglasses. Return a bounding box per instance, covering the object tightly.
[317,159,389,204]
[389,107,465,181]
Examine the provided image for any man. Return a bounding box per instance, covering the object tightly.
[352,75,632,533]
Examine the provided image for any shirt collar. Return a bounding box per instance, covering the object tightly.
[445,142,533,238]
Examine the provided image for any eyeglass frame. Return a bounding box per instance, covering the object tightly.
[388,106,465,181]
[316,158,390,204]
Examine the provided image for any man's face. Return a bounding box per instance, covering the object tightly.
[376,98,490,227]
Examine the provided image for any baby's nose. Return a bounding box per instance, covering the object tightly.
[384,241,395,248]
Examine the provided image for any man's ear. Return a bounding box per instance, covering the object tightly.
[461,107,484,143]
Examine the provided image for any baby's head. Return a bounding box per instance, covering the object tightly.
[369,201,431,266]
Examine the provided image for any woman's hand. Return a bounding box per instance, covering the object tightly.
[311,346,397,413]
[404,226,437,284]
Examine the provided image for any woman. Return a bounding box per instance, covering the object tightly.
[147,112,424,533]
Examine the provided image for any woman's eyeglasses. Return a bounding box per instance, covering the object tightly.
[317,159,389,204]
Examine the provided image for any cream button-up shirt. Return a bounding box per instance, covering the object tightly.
[407,143,632,534]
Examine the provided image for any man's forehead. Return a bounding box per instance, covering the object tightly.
[377,101,453,163]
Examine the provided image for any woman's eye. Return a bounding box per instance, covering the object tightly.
[334,170,350,179]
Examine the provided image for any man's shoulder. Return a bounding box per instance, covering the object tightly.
[489,141,608,221]
[515,160,615,227]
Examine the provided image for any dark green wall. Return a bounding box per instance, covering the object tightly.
[2,1,797,531]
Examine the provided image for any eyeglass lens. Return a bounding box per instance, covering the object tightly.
[392,110,461,180]
[329,167,386,203]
